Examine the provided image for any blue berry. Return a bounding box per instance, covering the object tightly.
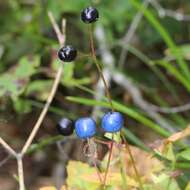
[81,7,99,24]
[101,112,124,133]
[56,118,74,136]
[58,45,77,62]
[75,117,96,139]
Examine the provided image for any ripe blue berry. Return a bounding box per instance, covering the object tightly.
[56,118,74,136]
[75,117,96,139]
[58,45,77,62]
[81,7,99,24]
[101,112,124,133]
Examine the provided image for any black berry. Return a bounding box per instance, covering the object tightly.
[58,46,77,62]
[81,7,99,24]
[56,118,74,136]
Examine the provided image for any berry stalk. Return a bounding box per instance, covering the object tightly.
[88,23,142,189]
[121,132,144,189]
[87,138,103,184]
[88,25,114,112]
[88,24,115,188]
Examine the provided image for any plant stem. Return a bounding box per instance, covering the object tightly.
[88,25,114,112]
[88,24,115,188]
[102,134,114,188]
[17,154,25,190]
[121,133,144,189]
[87,138,103,184]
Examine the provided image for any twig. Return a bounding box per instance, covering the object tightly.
[87,138,103,183]
[0,11,66,190]
[138,101,190,114]
[88,25,116,188]
[21,11,66,156]
[17,154,25,190]
[0,154,11,168]
[119,0,149,68]
[88,25,114,112]
[102,134,114,188]
[21,66,63,155]
[48,11,66,46]
[92,25,114,118]
[150,0,190,21]
[112,70,177,133]
[95,25,143,189]
[121,133,144,189]
[0,138,17,157]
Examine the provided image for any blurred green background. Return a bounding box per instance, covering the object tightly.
[0,0,190,189]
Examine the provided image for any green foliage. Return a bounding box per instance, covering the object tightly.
[1,0,190,189]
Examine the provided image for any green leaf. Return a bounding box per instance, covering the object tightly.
[104,132,121,143]
[165,44,190,61]
[151,173,180,190]
[13,98,32,113]
[15,56,40,78]
[162,143,175,161]
[66,161,100,190]
[26,80,53,101]
[177,149,190,161]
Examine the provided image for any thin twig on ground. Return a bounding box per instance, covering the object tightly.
[0,11,66,190]
[119,0,149,68]
[150,0,190,21]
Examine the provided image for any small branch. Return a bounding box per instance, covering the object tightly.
[21,65,63,155]
[119,0,149,67]
[21,11,66,156]
[87,138,103,184]
[0,154,11,168]
[112,70,177,133]
[48,11,66,46]
[121,134,143,189]
[139,101,190,114]
[0,138,17,157]
[102,134,114,188]
[150,0,190,21]
[92,25,114,118]
[17,154,25,190]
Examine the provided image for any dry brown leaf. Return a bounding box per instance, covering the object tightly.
[156,125,190,153]
[167,125,190,142]
[103,144,163,181]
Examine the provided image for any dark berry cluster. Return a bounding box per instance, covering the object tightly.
[81,7,99,23]
[57,112,124,139]
[56,118,74,136]
[56,7,124,139]
[58,46,77,62]
[57,7,99,63]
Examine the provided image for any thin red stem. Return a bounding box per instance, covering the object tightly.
[102,135,114,188]
[121,133,144,189]
[87,139,103,184]
[88,25,114,112]
[88,24,115,189]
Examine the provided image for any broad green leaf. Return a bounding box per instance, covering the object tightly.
[162,143,175,161]
[66,161,101,190]
[185,182,190,190]
[104,132,121,143]
[67,161,138,189]
[151,173,180,190]
[26,80,53,101]
[13,98,32,113]
[165,44,190,60]
[15,56,40,78]
[177,149,190,161]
